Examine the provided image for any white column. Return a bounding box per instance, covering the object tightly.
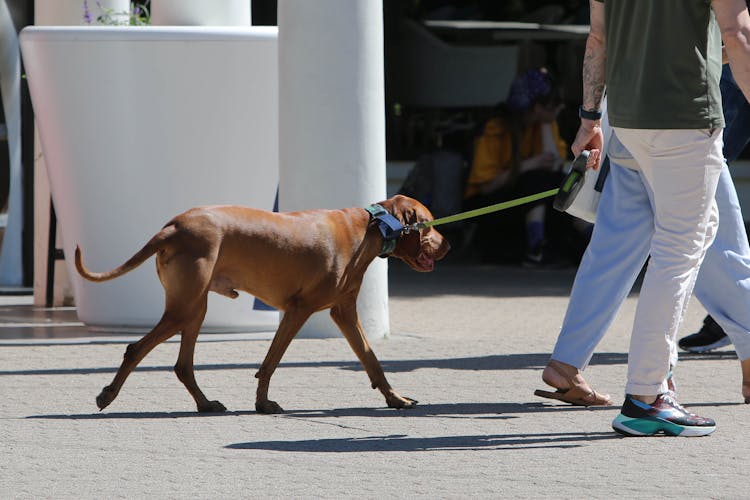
[278,0,389,339]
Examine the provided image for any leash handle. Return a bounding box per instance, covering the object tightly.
[406,188,560,231]
[553,150,590,212]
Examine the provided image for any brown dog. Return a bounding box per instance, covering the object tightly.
[75,195,450,414]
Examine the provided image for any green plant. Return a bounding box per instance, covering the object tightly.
[83,0,151,26]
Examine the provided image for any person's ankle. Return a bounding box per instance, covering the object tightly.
[741,358,750,403]
[543,360,581,389]
[548,359,578,375]
[632,394,657,405]
[741,357,750,383]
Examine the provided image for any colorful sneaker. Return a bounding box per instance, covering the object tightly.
[612,393,716,437]
[678,315,731,353]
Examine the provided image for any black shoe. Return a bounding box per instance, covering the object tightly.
[522,246,571,270]
[612,393,716,437]
[678,315,731,353]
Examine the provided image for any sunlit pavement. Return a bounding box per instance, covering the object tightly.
[2,262,745,498]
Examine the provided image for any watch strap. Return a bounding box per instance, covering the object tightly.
[579,105,602,120]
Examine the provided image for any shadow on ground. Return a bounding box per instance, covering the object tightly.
[225,431,622,452]
[27,399,742,422]
[2,351,738,377]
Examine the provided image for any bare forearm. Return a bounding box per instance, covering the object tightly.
[572,0,606,169]
[724,32,750,101]
[582,33,606,111]
[714,0,750,101]
[582,0,606,111]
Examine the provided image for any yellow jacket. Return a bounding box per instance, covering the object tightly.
[464,117,567,198]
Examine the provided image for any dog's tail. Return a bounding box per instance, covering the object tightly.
[75,225,176,283]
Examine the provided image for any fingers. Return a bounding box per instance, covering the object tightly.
[587,149,601,170]
[571,122,604,170]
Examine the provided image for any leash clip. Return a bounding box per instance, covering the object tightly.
[402,222,425,234]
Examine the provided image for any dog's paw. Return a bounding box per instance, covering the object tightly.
[198,400,227,413]
[386,394,418,409]
[255,400,284,414]
[96,385,117,411]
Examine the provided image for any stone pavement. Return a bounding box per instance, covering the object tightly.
[1,261,748,499]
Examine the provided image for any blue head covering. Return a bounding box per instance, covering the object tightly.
[506,68,554,113]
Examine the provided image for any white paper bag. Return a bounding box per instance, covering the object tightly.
[565,97,612,223]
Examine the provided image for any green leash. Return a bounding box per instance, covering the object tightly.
[407,188,560,231]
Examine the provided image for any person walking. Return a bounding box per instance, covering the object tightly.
[540,0,750,437]
[679,65,750,354]
[539,67,750,410]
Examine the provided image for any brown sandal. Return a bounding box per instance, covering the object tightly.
[535,360,613,407]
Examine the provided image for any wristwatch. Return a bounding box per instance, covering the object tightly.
[579,105,602,120]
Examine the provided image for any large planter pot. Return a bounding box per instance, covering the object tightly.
[20,26,280,332]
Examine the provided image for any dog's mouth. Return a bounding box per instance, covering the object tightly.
[415,251,435,272]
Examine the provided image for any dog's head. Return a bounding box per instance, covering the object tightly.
[378,195,450,272]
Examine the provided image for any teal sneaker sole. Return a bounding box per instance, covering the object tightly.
[612,413,716,437]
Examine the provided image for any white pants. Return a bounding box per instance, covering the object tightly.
[614,128,723,395]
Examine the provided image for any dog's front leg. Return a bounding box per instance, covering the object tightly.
[254,308,312,414]
[330,302,417,409]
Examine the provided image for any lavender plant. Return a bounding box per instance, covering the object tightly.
[82,0,151,26]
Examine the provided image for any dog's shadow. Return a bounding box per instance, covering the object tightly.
[25,410,257,420]
[225,431,621,453]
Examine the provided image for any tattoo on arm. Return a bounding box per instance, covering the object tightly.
[582,37,606,110]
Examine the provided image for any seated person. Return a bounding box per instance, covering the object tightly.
[464,67,582,266]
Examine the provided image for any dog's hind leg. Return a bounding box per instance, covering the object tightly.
[255,308,313,414]
[331,300,417,409]
[96,272,211,411]
[96,313,182,411]
[173,298,226,413]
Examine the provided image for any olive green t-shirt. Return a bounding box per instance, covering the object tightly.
[595,0,724,129]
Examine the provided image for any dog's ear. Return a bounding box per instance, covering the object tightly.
[379,195,428,226]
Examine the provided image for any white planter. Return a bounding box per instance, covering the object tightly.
[20,26,279,332]
[151,0,251,26]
